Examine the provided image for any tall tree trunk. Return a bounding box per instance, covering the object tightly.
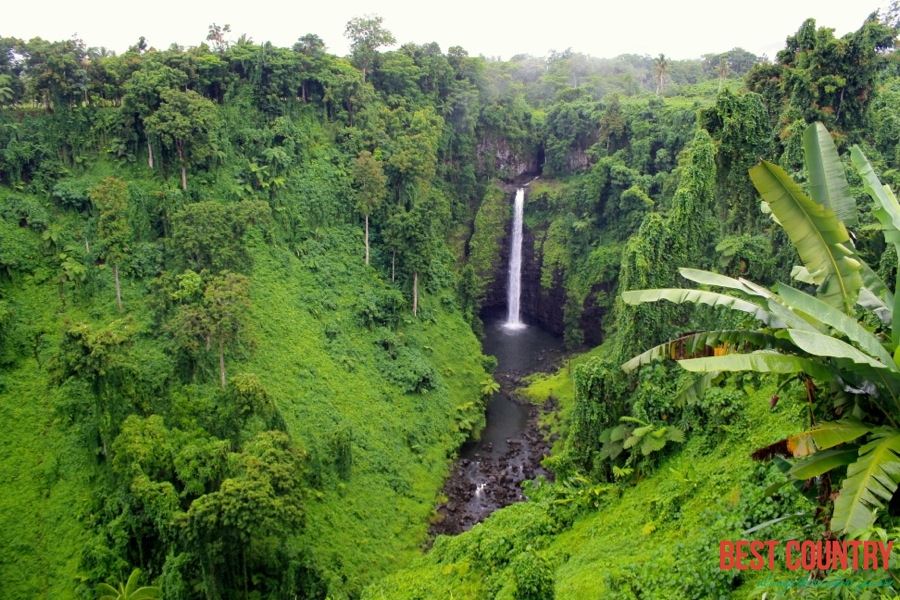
[365,214,370,265]
[113,263,123,312]
[413,272,418,316]
[836,88,845,124]
[392,250,396,281]
[219,339,226,389]
[178,144,187,190]
[147,140,154,169]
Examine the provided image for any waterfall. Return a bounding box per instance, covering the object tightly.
[504,188,526,330]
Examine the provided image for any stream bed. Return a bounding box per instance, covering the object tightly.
[430,312,565,535]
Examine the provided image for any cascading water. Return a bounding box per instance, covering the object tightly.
[504,188,526,330]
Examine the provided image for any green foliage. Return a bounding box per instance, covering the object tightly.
[143,88,220,188]
[90,177,131,311]
[600,416,685,466]
[377,344,439,394]
[699,88,773,234]
[509,552,555,600]
[169,200,269,273]
[97,568,161,600]
[622,123,900,537]
[746,15,895,142]
[345,14,396,83]
[613,129,718,360]
[167,270,252,388]
[0,192,50,229]
[558,356,629,479]
[51,177,93,210]
[543,99,598,176]
[3,18,897,600]
[465,184,509,312]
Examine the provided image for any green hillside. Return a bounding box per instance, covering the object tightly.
[1,9,900,600]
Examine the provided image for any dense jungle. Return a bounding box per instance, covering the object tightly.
[1,9,900,599]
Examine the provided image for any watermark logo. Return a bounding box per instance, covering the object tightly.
[756,573,894,592]
[719,540,894,571]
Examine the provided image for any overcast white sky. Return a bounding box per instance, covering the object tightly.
[4,1,891,60]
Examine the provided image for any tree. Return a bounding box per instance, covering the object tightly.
[352,151,388,265]
[144,88,219,190]
[716,57,730,92]
[698,89,774,235]
[652,54,669,95]
[169,271,251,389]
[344,14,396,84]
[170,200,269,273]
[121,62,189,169]
[206,23,231,54]
[205,272,251,389]
[747,15,895,139]
[90,178,131,312]
[293,33,326,102]
[20,37,88,109]
[622,123,900,535]
[613,131,716,361]
[386,197,434,315]
[52,317,138,455]
[183,430,307,595]
[598,94,625,154]
[293,33,325,55]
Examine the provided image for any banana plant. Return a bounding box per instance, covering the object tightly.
[97,568,160,600]
[621,122,900,534]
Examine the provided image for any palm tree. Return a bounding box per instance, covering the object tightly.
[717,57,730,92]
[623,123,900,535]
[652,53,669,95]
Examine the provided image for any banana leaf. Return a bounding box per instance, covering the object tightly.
[831,428,900,534]
[621,330,791,373]
[790,447,859,480]
[778,419,870,458]
[678,268,768,297]
[859,259,893,306]
[766,298,819,332]
[786,329,893,371]
[673,372,722,406]
[777,284,896,368]
[804,122,857,226]
[621,288,773,324]
[851,145,900,349]
[791,265,816,285]
[678,352,834,381]
[858,287,892,326]
[852,146,900,248]
[750,160,862,313]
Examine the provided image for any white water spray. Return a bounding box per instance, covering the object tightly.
[504,188,526,330]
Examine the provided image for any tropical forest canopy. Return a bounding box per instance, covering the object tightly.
[1,8,900,600]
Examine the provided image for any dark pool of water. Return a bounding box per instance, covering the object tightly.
[460,314,564,460]
[431,311,564,534]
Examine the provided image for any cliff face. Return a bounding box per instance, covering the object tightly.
[479,189,606,345]
[477,137,540,180]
